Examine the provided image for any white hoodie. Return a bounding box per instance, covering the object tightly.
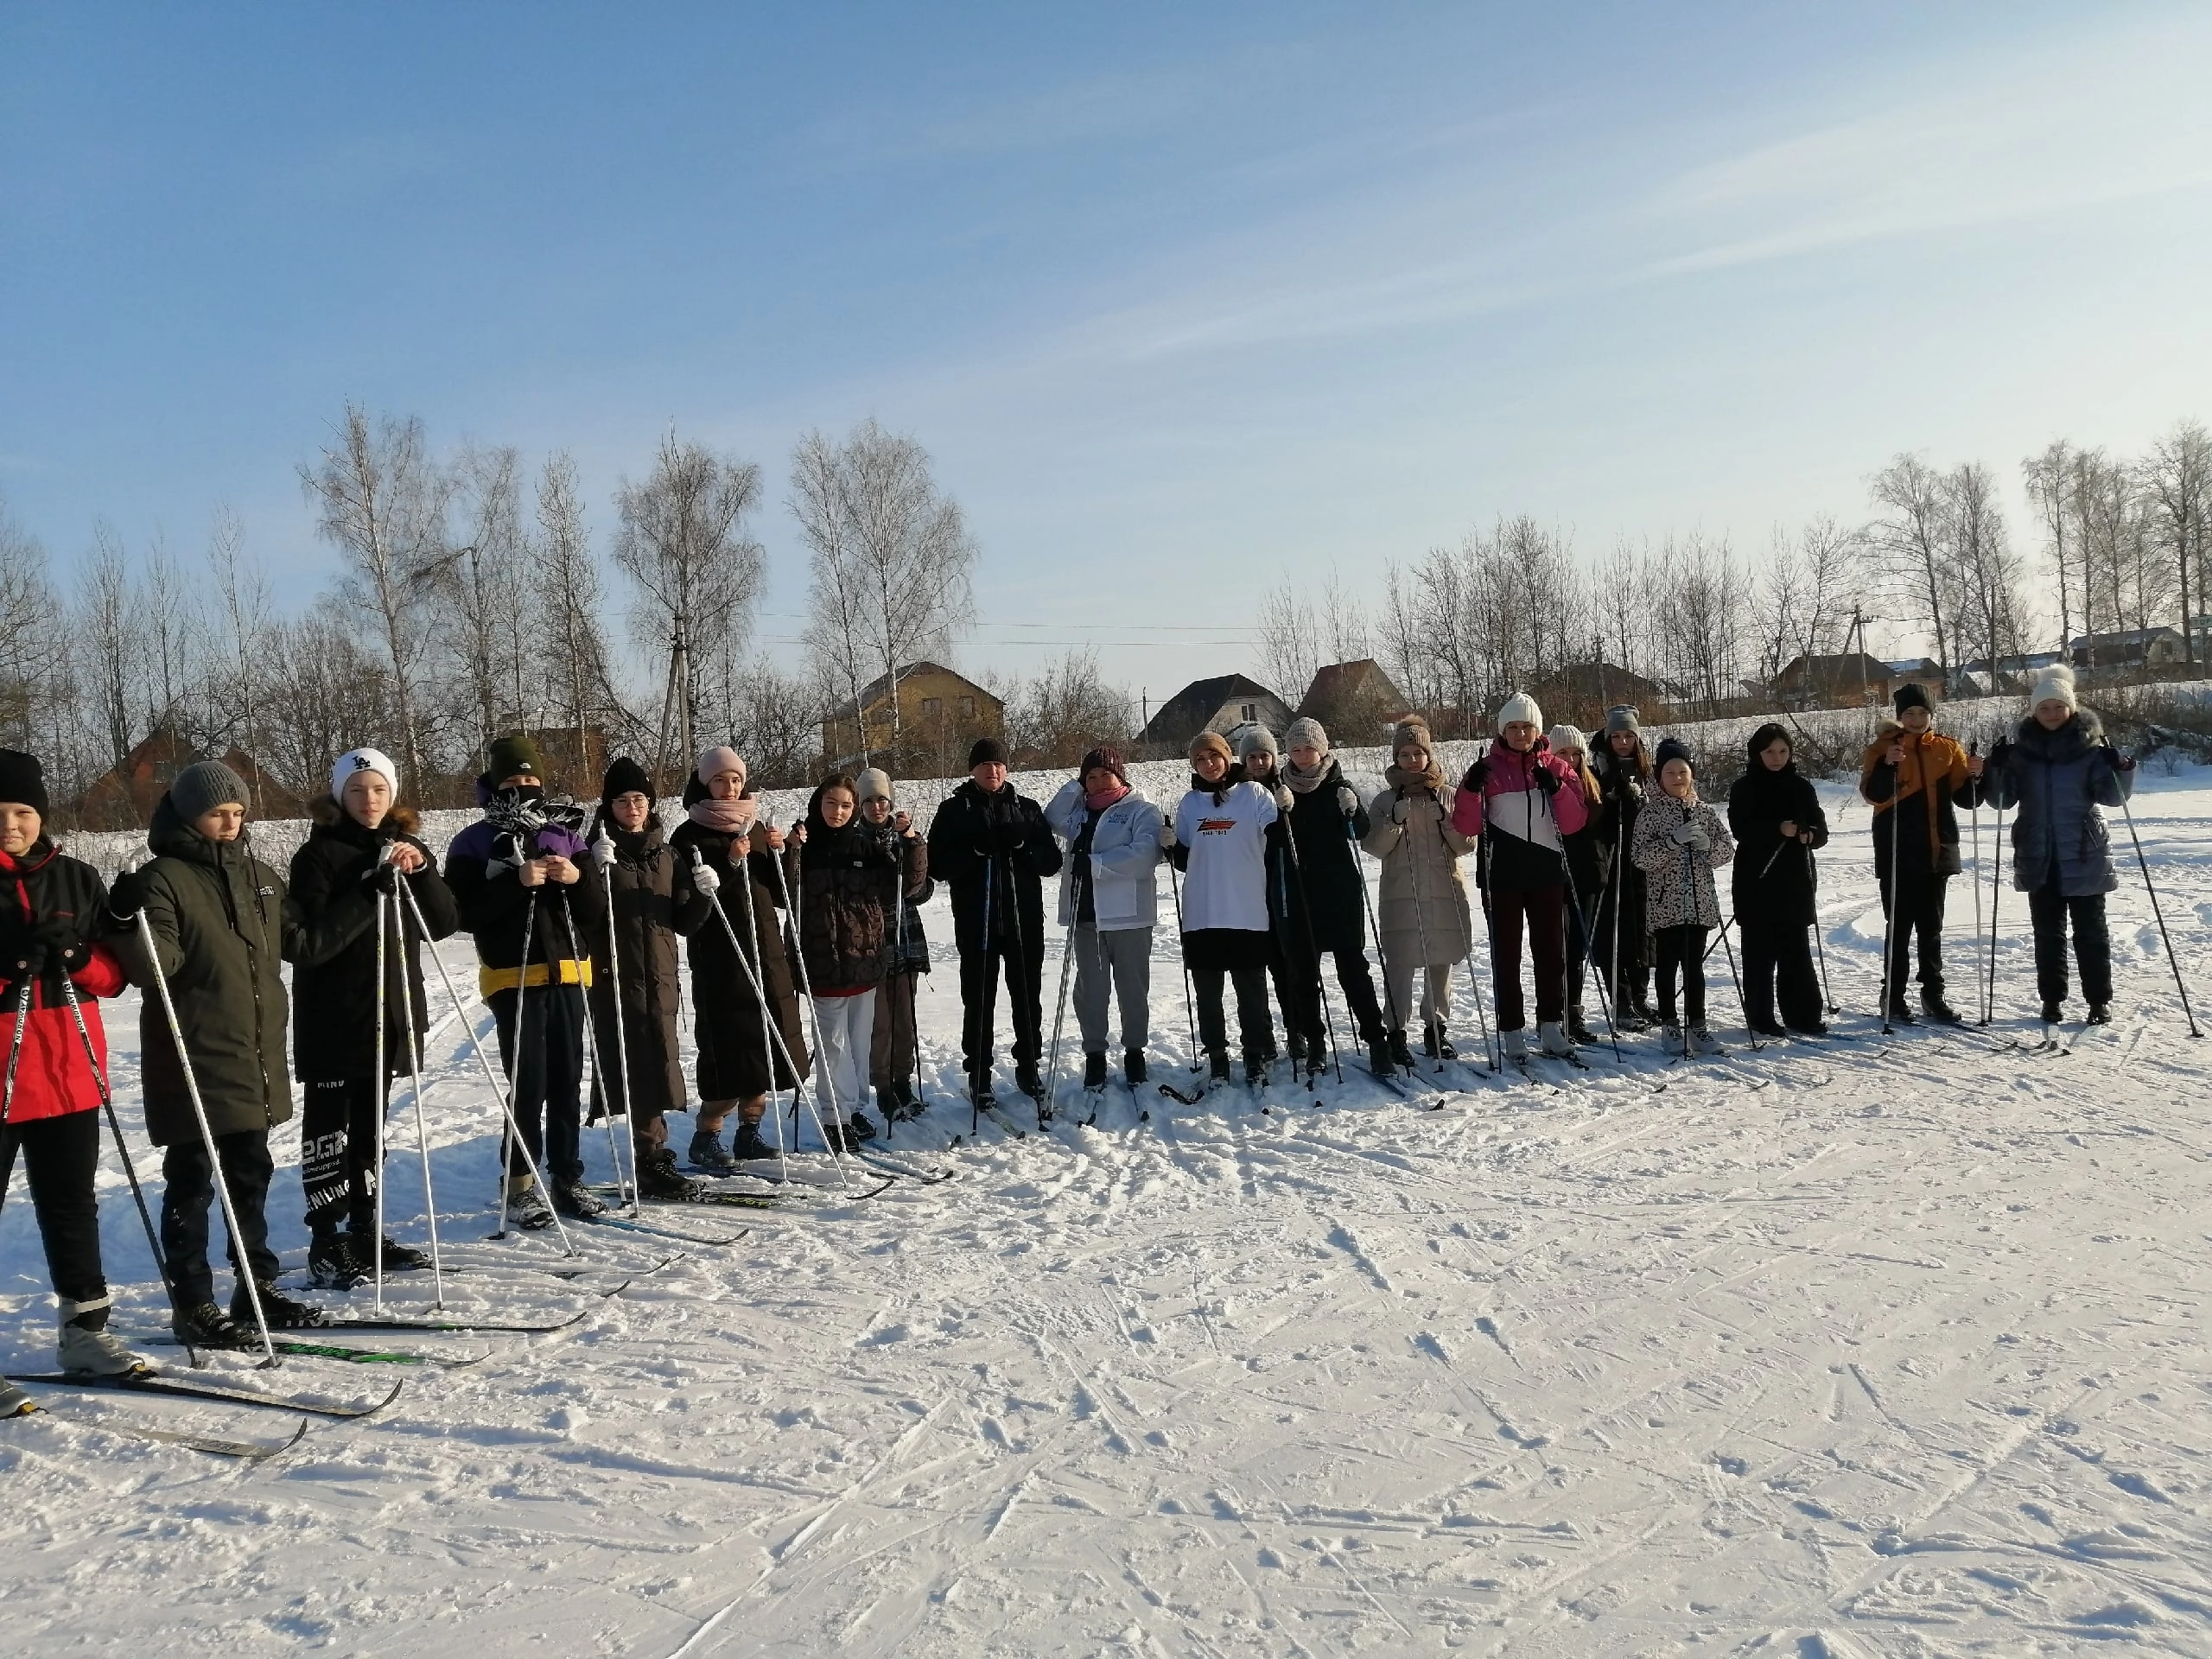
[1173,780,1277,934]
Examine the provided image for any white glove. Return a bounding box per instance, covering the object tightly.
[691,862,721,899]
[1273,785,1294,811]
[1685,829,1711,854]
[1668,821,1699,847]
[1335,785,1358,816]
[1389,798,1409,825]
[589,830,617,870]
[1158,820,1178,849]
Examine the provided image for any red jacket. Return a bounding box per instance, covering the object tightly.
[1451,738,1590,892]
[0,841,126,1126]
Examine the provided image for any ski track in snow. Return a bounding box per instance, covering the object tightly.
[3,770,2211,1654]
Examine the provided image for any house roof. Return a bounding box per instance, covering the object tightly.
[1776,652,1896,683]
[847,659,998,712]
[1302,658,1404,705]
[2070,627,2183,649]
[1140,674,1286,741]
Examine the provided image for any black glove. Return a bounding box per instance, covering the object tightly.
[7,918,90,982]
[1533,766,1560,798]
[1459,760,1489,792]
[1621,779,1644,805]
[1986,738,2012,776]
[107,868,149,923]
[2102,741,2136,772]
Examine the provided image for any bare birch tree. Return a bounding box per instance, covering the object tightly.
[2023,440,2078,652]
[2139,418,2212,668]
[1868,453,1954,685]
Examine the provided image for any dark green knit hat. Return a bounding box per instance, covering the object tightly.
[488,733,546,782]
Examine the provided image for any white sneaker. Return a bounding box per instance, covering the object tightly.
[1501,1028,1529,1062]
[57,1320,147,1377]
[1660,1020,1685,1054]
[1537,1020,1573,1058]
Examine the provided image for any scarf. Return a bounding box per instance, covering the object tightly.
[688,795,756,835]
[1282,758,1328,796]
[1189,769,1231,806]
[1384,760,1443,794]
[1084,779,1131,813]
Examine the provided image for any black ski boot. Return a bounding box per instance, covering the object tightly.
[636,1147,692,1200]
[847,1111,879,1143]
[1014,1065,1046,1104]
[2040,1000,2063,1024]
[1208,1050,1232,1087]
[308,1232,370,1291]
[1387,1027,1415,1069]
[1885,999,1918,1026]
[1123,1049,1147,1086]
[1422,1020,1457,1060]
[1244,1052,1266,1086]
[173,1301,254,1349]
[552,1179,608,1219]
[1083,1052,1108,1091]
[1567,1005,1599,1046]
[368,1236,431,1272]
[1368,1038,1396,1076]
[234,1284,327,1330]
[2087,1002,2113,1024]
[724,1118,771,1160]
[1921,990,1962,1025]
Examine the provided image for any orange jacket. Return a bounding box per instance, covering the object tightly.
[1859,722,1970,877]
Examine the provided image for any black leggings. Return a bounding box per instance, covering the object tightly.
[2029,884,2112,1007]
[1653,925,1709,1025]
[1192,966,1273,1060]
[0,1109,107,1305]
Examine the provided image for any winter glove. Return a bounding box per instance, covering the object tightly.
[1668,821,1700,847]
[1389,797,1410,825]
[1625,779,1644,804]
[590,830,618,869]
[106,868,149,924]
[1532,766,1560,798]
[1273,785,1294,812]
[2103,742,2137,772]
[1459,760,1489,793]
[1158,819,1179,849]
[1334,784,1358,816]
[1685,829,1712,855]
[690,861,721,899]
[6,918,89,982]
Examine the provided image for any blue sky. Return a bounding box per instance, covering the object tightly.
[5,3,2209,700]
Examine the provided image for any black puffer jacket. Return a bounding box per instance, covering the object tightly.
[585,817,711,1118]
[671,815,809,1100]
[118,802,308,1145]
[925,779,1061,950]
[1276,761,1372,955]
[1589,746,1649,896]
[1726,760,1829,925]
[289,802,460,1084]
[784,812,925,994]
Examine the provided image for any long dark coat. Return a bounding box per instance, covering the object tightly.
[784,820,923,994]
[288,803,460,1084]
[1276,761,1373,956]
[1726,762,1830,926]
[670,817,810,1101]
[586,819,712,1118]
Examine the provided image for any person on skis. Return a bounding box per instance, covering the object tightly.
[1452,696,1585,1061]
[106,759,324,1345]
[1236,726,1300,1071]
[1590,707,1655,1028]
[1631,736,1735,1054]
[1278,718,1393,1078]
[1546,725,1605,1045]
[926,738,1061,1110]
[669,747,810,1166]
[585,756,710,1200]
[785,772,906,1144]
[857,769,933,1123]
[1171,730,1278,1088]
[1726,723,1829,1037]
[0,749,148,1398]
[288,747,459,1287]
[1043,745,1161,1093]
[443,733,606,1226]
[1367,717,1476,1064]
[1859,683,1972,1024]
[1961,663,2135,1026]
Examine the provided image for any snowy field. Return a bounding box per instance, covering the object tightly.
[6,766,2212,1656]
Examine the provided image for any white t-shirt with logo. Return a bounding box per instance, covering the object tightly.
[1173,781,1278,934]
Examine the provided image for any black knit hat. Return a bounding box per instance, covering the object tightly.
[1892,681,1932,716]
[1654,735,1695,774]
[601,754,654,808]
[969,736,1008,767]
[0,749,48,817]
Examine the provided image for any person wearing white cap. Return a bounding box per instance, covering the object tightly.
[1545,725,1605,1044]
[288,746,459,1287]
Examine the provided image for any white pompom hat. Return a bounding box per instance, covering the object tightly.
[2028,661,2078,714]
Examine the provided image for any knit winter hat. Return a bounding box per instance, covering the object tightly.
[1189,730,1234,766]
[601,754,655,806]
[1653,736,1695,775]
[1496,690,1543,731]
[856,767,894,804]
[1391,717,1433,755]
[1283,716,1329,756]
[0,749,49,817]
[169,759,251,823]
[1604,705,1641,736]
[695,746,746,788]
[1893,681,1932,716]
[1077,746,1128,785]
[331,747,398,804]
[1546,724,1587,758]
[1236,725,1279,764]
[488,732,546,782]
[2028,661,2079,713]
[969,737,1008,768]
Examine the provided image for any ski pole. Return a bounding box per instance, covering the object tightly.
[1878,753,1900,1035]
[1277,795,1344,1089]
[1163,829,1199,1063]
[0,976,29,1128]
[764,814,847,1147]
[1547,791,1623,1063]
[1806,846,1839,1014]
[1968,739,1986,1026]
[974,854,993,1135]
[558,890,633,1211]
[1986,785,2005,1027]
[372,868,388,1314]
[995,842,1046,1123]
[498,890,539,1227]
[594,833,641,1213]
[716,842,790,1182]
[57,969,196,1363]
[2112,771,2202,1037]
[397,880,575,1255]
[1041,860,1078,1122]
[133,905,279,1366]
[1348,804,1414,1077]
[1401,790,1446,1073]
[1475,830,1505,1071]
[1717,907,1762,1050]
[388,890,446,1309]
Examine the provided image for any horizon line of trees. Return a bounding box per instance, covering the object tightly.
[1,410,2204,828]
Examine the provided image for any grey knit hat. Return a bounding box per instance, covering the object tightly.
[1236,725,1279,763]
[1283,716,1329,756]
[1604,705,1640,736]
[169,760,251,824]
[856,767,894,804]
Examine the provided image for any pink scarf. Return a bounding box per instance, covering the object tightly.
[1084,780,1131,812]
[688,795,757,835]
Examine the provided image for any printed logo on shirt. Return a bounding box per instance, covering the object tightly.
[1197,818,1237,836]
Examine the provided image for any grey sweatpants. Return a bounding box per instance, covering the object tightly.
[1381,951,1454,1030]
[1072,924,1152,1054]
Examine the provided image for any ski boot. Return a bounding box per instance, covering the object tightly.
[1659,1020,1685,1055]
[552,1179,608,1219]
[1387,1027,1415,1070]
[1567,1004,1598,1045]
[847,1111,880,1144]
[234,1283,327,1330]
[1537,1020,1573,1058]
[1014,1065,1046,1105]
[2040,1000,2063,1024]
[1921,990,1962,1025]
[1422,1020,1456,1060]
[689,1126,735,1173]
[636,1146,692,1200]
[57,1298,148,1377]
[1688,1022,1723,1056]
[1083,1052,1108,1092]
[1208,1049,1233,1087]
[1749,1018,1789,1040]
[1243,1052,1267,1086]
[2087,1002,2113,1025]
[371,1236,433,1273]
[1367,1038,1397,1077]
[730,1119,779,1160]
[173,1301,254,1349]
[1123,1049,1147,1086]
[1885,997,1918,1026]
[308,1232,372,1290]
[505,1177,557,1230]
[1787,1019,1831,1038]
[1500,1028,1529,1063]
